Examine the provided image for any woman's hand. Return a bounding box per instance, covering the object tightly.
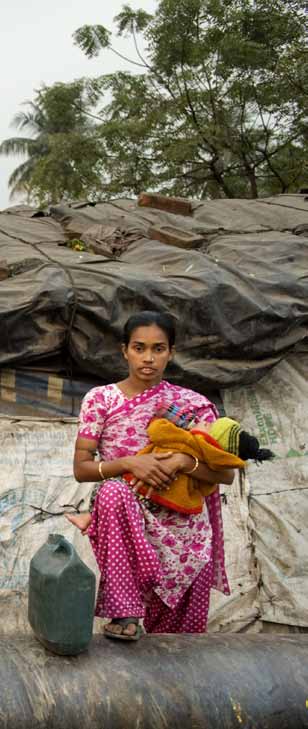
[126,452,179,491]
[129,453,193,494]
[129,451,235,495]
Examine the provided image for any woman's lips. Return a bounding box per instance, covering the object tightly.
[140,367,156,373]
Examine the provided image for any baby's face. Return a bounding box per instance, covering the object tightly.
[188,420,211,434]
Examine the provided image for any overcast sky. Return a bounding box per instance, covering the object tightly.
[0,0,156,209]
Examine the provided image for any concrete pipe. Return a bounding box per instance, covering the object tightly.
[0,634,307,729]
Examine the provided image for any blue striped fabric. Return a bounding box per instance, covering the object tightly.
[0,369,97,417]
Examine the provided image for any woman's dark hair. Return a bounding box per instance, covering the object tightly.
[239,431,274,463]
[123,311,176,348]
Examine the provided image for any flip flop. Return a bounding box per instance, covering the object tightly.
[104,617,143,641]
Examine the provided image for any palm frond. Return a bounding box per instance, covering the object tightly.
[8,158,36,194]
[10,111,39,134]
[11,105,48,133]
[0,137,38,156]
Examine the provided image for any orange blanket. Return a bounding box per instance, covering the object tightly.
[124,419,245,514]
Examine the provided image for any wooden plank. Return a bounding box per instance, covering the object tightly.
[148,225,204,249]
[138,192,193,216]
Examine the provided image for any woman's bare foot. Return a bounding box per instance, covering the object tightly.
[65,512,92,535]
[104,618,141,640]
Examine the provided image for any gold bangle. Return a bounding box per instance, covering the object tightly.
[98,461,105,480]
[184,456,199,475]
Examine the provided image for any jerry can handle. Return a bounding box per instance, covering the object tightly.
[47,534,73,555]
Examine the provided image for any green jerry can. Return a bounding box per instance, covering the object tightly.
[28,533,96,655]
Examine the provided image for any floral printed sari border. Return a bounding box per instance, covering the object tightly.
[105,380,169,422]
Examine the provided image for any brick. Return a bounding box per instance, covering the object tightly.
[148,225,204,249]
[138,192,193,216]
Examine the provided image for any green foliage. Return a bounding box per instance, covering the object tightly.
[67,239,87,251]
[114,5,153,36]
[72,0,308,199]
[73,25,111,57]
[0,81,104,205]
[3,1,307,204]
[27,131,104,205]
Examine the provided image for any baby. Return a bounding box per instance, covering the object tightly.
[66,404,273,533]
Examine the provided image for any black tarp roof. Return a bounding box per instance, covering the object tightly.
[0,193,307,390]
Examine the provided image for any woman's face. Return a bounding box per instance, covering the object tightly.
[122,324,174,384]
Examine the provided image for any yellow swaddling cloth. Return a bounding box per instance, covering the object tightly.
[135,418,245,514]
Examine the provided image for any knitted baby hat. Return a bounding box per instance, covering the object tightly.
[209,417,274,463]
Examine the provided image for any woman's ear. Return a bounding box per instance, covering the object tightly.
[122,343,128,361]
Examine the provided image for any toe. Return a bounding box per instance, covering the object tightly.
[105,623,123,636]
[122,623,138,636]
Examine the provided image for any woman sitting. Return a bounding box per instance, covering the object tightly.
[68,311,234,640]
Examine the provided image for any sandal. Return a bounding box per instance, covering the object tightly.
[104,617,142,642]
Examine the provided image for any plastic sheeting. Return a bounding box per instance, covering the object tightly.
[0,417,100,636]
[0,352,307,635]
[0,414,258,635]
[0,195,307,388]
[222,350,308,629]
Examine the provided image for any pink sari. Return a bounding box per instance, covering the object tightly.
[78,380,230,633]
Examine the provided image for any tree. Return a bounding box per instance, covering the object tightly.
[84,72,161,197]
[73,0,308,199]
[0,81,104,205]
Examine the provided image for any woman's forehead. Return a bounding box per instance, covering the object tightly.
[129,325,169,344]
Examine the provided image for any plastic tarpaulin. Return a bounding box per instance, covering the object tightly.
[222,350,308,628]
[0,417,100,636]
[0,415,259,636]
[0,195,307,388]
[1,351,307,635]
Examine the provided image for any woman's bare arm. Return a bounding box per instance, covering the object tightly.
[131,452,235,492]
[74,437,178,487]
[132,452,234,486]
[74,437,128,482]
[174,453,234,485]
[191,460,234,485]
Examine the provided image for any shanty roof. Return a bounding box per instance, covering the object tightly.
[0,192,307,389]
